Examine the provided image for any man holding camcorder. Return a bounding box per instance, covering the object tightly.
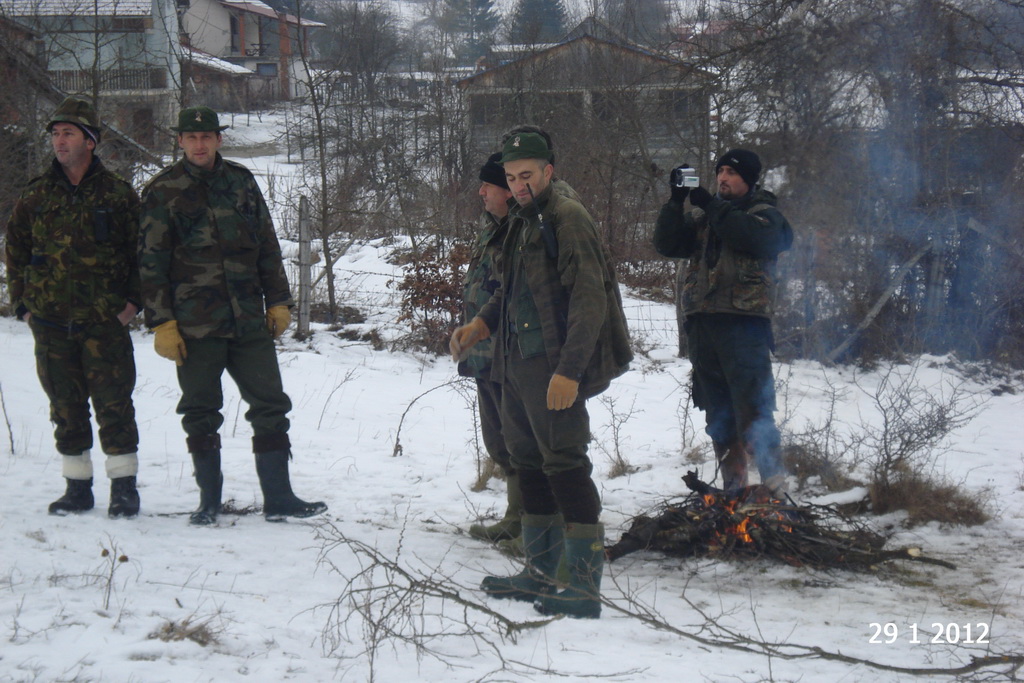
[653,149,793,494]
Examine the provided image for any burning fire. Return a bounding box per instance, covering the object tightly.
[607,471,956,570]
[699,487,793,549]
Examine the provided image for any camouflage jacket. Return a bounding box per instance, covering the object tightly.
[5,156,141,326]
[138,154,293,339]
[653,187,793,319]
[477,182,632,400]
[457,210,508,379]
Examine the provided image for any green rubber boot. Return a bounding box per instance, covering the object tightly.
[481,513,563,602]
[534,523,604,619]
[469,472,523,542]
[496,533,524,558]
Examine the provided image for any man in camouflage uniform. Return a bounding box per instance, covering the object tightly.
[460,153,520,544]
[5,96,142,518]
[451,131,633,619]
[138,106,325,525]
[653,149,794,493]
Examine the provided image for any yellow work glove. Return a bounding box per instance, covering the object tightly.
[153,320,187,366]
[266,305,291,339]
[449,317,490,362]
[547,373,580,411]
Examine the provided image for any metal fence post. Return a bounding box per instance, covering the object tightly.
[297,195,311,337]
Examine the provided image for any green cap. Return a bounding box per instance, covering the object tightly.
[500,132,553,164]
[48,96,101,141]
[172,106,229,133]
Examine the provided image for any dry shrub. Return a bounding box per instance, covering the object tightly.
[336,327,385,350]
[870,475,990,527]
[219,499,262,516]
[783,443,860,492]
[389,244,468,355]
[149,616,220,647]
[315,303,366,325]
[471,457,504,493]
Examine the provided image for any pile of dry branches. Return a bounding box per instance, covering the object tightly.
[606,472,955,571]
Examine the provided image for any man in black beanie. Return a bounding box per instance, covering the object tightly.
[653,148,794,494]
[460,153,520,545]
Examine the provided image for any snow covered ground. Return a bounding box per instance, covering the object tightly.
[1,114,1022,682]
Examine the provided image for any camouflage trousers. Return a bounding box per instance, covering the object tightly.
[476,377,512,475]
[175,329,291,439]
[29,317,139,456]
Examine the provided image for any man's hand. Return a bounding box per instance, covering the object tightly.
[117,302,139,326]
[689,186,713,209]
[669,165,691,203]
[266,305,291,339]
[153,320,187,366]
[547,373,580,410]
[449,317,490,362]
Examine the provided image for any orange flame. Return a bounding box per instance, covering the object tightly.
[725,517,753,544]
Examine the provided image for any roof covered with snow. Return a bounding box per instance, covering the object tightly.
[219,0,323,27]
[0,0,151,17]
[183,46,254,75]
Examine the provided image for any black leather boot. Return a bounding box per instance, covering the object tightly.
[253,434,327,522]
[108,476,140,518]
[48,478,94,515]
[187,435,222,526]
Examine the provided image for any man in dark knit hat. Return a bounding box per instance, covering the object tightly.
[653,149,794,494]
[5,96,143,517]
[460,153,520,545]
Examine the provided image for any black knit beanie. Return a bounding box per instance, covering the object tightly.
[479,152,509,189]
[715,149,761,188]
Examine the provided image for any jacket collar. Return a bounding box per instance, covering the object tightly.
[50,154,102,189]
[717,184,755,208]
[182,152,224,181]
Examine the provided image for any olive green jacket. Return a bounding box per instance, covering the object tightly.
[5,157,140,326]
[477,182,632,400]
[653,187,793,318]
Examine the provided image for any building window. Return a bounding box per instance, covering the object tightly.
[132,107,154,146]
[230,15,240,54]
[470,93,509,126]
[111,17,150,31]
[256,63,277,77]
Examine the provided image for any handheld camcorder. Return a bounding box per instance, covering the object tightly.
[672,166,700,188]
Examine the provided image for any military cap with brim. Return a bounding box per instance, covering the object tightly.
[172,106,229,133]
[48,96,101,142]
[500,132,553,164]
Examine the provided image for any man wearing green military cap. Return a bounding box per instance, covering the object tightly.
[171,106,231,134]
[5,95,143,518]
[139,105,326,525]
[451,128,633,618]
